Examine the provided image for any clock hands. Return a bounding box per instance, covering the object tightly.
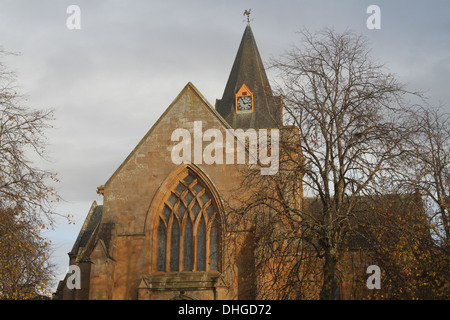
[238,96,252,110]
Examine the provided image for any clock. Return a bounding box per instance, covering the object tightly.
[237,96,252,111]
[235,84,253,113]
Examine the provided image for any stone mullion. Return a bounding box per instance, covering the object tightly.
[187,178,197,191]
[185,182,197,272]
[191,204,198,272]
[170,178,187,272]
[192,179,212,272]
[165,210,173,272]
[196,188,206,204]
[176,199,185,272]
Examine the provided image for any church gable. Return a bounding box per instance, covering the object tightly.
[102,82,246,236]
[105,82,230,188]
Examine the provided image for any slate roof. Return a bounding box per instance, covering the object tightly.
[301,193,427,250]
[69,201,103,261]
[215,24,282,129]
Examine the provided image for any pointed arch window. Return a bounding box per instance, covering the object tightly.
[156,170,221,272]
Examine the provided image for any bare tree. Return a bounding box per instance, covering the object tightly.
[0,48,58,224]
[273,28,422,299]
[0,48,59,299]
[403,106,450,244]
[377,105,450,299]
[229,28,423,300]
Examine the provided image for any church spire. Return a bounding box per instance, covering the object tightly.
[216,23,282,129]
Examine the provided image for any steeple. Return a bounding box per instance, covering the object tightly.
[216,24,282,129]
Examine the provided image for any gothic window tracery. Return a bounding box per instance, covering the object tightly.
[156,170,220,272]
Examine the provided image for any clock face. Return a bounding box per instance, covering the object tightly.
[237,96,252,111]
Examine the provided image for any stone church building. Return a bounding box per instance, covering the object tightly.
[53,19,432,300]
[54,23,288,300]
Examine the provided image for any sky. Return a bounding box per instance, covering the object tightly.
[1,0,449,292]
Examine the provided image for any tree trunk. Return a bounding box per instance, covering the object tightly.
[320,251,340,300]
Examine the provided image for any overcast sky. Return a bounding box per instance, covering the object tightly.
[1,0,449,291]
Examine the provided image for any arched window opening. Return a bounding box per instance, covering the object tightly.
[156,170,221,272]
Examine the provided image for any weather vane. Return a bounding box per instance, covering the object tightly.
[243,9,252,24]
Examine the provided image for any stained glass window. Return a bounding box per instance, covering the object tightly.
[156,170,221,272]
